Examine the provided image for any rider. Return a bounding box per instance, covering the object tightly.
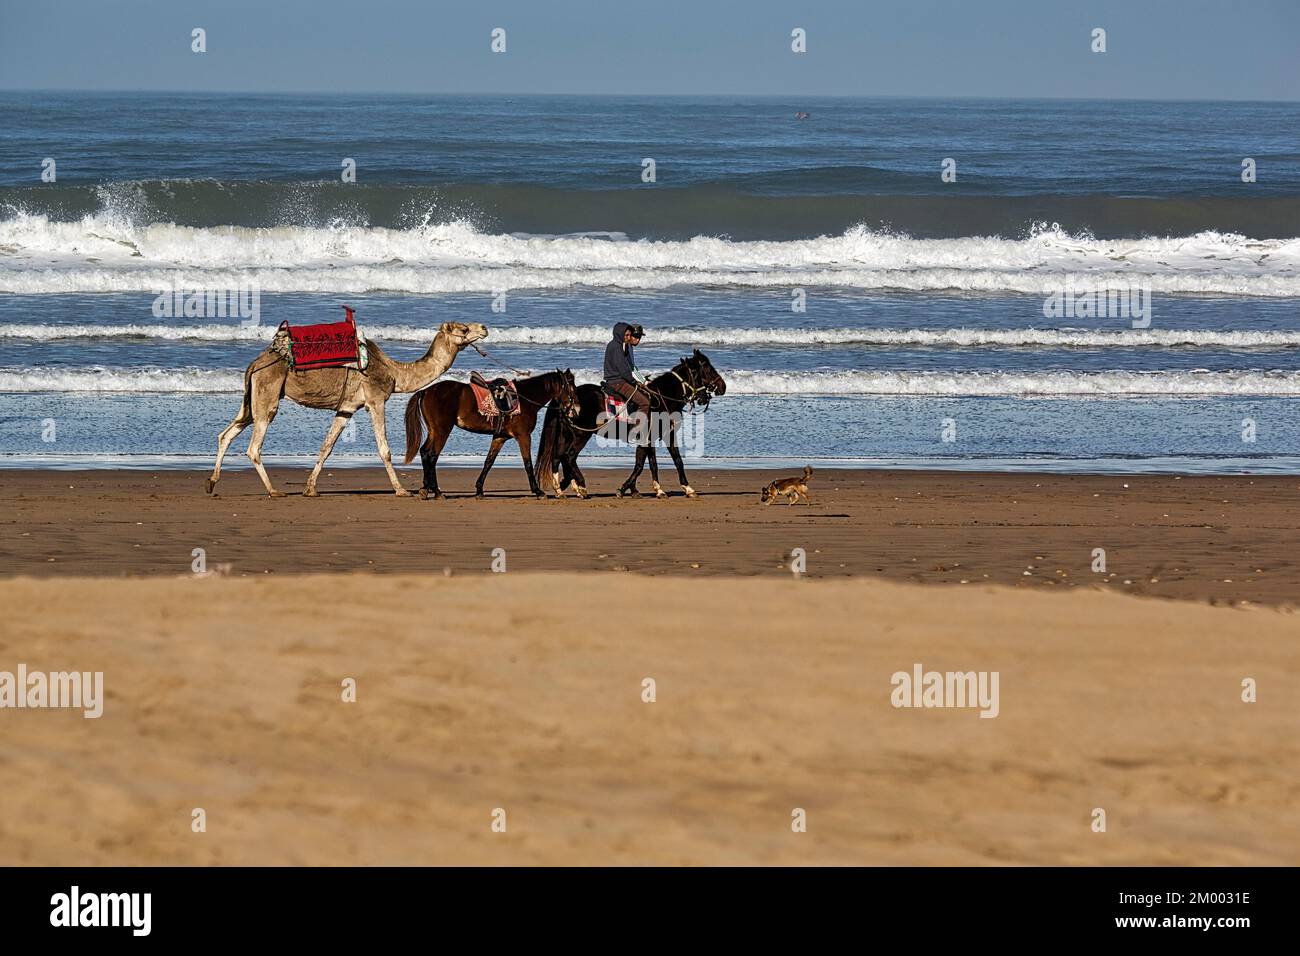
[602,321,648,415]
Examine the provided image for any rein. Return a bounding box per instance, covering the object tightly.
[472,343,532,378]
[563,361,716,434]
[514,372,574,411]
[641,363,714,411]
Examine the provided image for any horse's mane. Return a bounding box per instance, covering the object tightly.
[647,356,694,390]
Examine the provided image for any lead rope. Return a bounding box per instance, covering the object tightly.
[473,343,532,378]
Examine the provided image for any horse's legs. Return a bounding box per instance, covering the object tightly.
[564,453,588,498]
[475,435,508,498]
[647,444,668,499]
[552,456,569,498]
[667,420,697,498]
[304,412,352,497]
[207,396,253,494]
[619,444,648,498]
[418,419,450,500]
[368,400,411,497]
[551,437,572,497]
[515,429,544,498]
[564,431,592,498]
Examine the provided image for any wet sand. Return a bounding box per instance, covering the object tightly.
[1,467,1297,605]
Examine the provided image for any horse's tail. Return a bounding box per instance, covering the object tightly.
[536,399,563,489]
[403,390,426,464]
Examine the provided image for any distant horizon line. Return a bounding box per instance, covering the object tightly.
[2,87,1298,105]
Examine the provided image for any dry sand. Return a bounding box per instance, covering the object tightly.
[2,466,1297,865]
[0,572,1295,866]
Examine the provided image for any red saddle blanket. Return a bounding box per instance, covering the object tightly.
[469,371,519,418]
[279,308,361,370]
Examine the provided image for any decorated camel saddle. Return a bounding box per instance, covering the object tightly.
[271,306,369,371]
[469,371,520,419]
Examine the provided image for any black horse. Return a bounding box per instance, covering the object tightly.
[537,350,726,499]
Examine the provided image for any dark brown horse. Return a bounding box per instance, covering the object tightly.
[537,350,726,499]
[403,369,578,499]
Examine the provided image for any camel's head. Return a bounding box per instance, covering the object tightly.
[439,321,489,349]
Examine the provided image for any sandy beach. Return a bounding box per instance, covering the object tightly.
[0,466,1296,865]
[2,467,1297,605]
[1,570,1295,866]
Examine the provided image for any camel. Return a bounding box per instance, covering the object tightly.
[206,320,488,498]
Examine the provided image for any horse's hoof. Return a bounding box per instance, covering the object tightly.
[577,488,589,499]
[204,478,216,495]
[418,488,429,500]
[303,487,319,498]
[394,488,413,498]
[475,492,485,500]
[683,485,698,498]
[268,490,287,498]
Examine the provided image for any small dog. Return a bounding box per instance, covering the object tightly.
[761,465,814,506]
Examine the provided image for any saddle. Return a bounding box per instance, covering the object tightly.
[271,306,368,371]
[470,371,520,419]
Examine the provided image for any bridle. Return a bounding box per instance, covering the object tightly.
[666,360,719,411]
[513,370,578,417]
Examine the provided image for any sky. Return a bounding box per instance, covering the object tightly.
[0,0,1296,100]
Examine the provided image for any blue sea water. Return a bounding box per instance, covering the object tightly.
[0,92,1297,472]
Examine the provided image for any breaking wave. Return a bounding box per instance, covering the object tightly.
[1,212,1297,296]
[3,322,1300,350]
[6,366,1299,397]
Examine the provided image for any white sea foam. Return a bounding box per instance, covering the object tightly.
[2,322,1299,349]
[4,365,1298,397]
[2,213,1297,295]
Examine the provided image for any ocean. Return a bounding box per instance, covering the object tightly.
[1,91,1298,472]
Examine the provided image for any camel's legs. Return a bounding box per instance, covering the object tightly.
[368,401,411,496]
[207,399,253,494]
[246,412,283,497]
[304,413,352,497]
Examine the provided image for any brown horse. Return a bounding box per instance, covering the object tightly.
[403,369,578,499]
